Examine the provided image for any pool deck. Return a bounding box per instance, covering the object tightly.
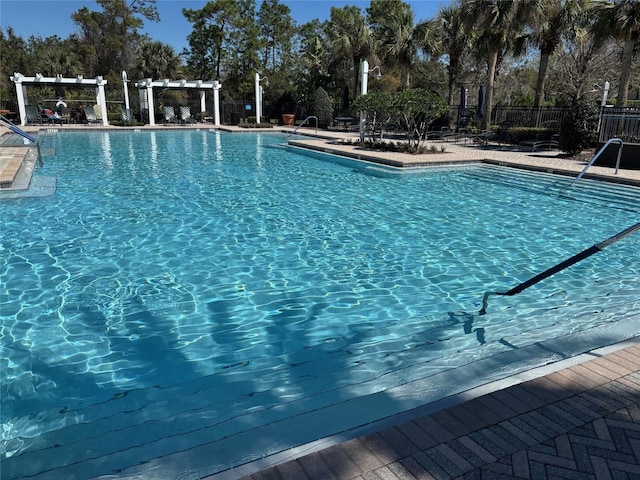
[2,124,640,480]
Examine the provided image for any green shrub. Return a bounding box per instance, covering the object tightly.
[559,100,598,156]
[309,87,333,128]
[510,127,545,143]
[351,91,394,141]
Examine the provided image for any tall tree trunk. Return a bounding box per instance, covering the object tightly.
[403,66,411,90]
[534,51,551,108]
[482,49,498,131]
[617,40,634,107]
[353,57,360,101]
[216,46,222,79]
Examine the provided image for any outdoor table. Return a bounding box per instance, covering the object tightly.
[335,116,357,131]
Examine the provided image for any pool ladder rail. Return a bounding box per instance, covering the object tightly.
[288,116,318,139]
[0,114,42,165]
[480,220,640,314]
[571,137,623,186]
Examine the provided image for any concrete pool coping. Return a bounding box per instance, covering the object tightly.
[2,124,640,480]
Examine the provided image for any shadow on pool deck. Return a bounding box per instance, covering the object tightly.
[219,338,640,480]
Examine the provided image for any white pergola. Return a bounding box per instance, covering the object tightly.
[11,73,109,126]
[135,78,222,126]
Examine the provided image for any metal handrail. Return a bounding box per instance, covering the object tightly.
[0,115,38,143]
[0,114,42,165]
[288,116,318,138]
[571,137,624,186]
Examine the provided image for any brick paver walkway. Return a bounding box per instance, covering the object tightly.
[238,342,640,480]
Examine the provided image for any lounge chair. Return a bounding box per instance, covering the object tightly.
[163,106,179,124]
[179,106,195,124]
[41,107,65,125]
[121,108,134,124]
[519,120,560,151]
[25,105,44,125]
[472,130,492,145]
[83,106,100,124]
[426,127,456,141]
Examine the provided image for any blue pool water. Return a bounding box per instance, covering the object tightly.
[1,130,639,479]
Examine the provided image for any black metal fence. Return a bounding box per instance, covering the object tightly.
[446,105,569,129]
[598,107,640,144]
[490,106,569,128]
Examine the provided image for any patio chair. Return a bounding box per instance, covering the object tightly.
[25,105,44,125]
[519,120,561,151]
[121,108,135,124]
[83,106,100,124]
[489,120,514,145]
[179,106,196,124]
[41,107,65,125]
[426,127,456,141]
[163,106,179,125]
[60,107,74,124]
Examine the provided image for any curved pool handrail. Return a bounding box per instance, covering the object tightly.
[288,116,318,139]
[0,114,38,144]
[0,114,42,167]
[571,138,623,186]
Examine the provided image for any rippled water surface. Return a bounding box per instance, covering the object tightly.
[1,130,639,479]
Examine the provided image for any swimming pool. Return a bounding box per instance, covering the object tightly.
[1,130,639,479]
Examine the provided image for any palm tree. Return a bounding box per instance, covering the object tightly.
[461,0,541,130]
[589,0,640,107]
[135,41,182,79]
[436,4,471,106]
[326,6,374,101]
[528,0,586,107]
[370,0,439,90]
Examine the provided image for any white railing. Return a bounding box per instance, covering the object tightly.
[288,116,318,138]
[571,138,624,186]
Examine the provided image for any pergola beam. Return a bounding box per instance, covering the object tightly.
[135,78,222,126]
[10,73,109,126]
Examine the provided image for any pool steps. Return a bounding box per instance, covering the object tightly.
[466,165,640,212]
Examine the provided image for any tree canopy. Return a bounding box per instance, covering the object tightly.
[1,0,638,123]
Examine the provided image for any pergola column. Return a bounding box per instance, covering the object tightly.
[199,90,206,116]
[213,81,222,126]
[12,74,27,126]
[96,77,108,126]
[147,84,155,126]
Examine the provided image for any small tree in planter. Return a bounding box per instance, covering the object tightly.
[393,89,449,148]
[351,91,394,142]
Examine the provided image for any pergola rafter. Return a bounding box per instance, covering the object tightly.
[11,73,109,126]
[135,78,222,126]
[10,73,223,127]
